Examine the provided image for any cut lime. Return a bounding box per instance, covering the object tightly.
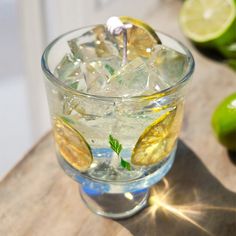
[131,104,183,166]
[212,93,236,151]
[180,0,236,46]
[116,16,162,60]
[53,117,93,171]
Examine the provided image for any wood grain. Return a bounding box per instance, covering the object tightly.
[0,134,130,236]
[1,1,236,235]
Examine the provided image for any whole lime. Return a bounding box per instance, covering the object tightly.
[212,93,236,151]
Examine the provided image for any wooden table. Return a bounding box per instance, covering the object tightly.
[1,1,236,235]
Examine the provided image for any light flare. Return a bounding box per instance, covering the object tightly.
[146,178,236,236]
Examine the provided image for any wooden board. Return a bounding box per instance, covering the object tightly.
[1,1,236,235]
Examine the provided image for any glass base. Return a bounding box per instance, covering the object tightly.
[58,144,177,218]
[79,187,149,219]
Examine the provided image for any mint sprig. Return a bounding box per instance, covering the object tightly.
[105,64,115,75]
[109,135,131,171]
[109,134,122,155]
[121,158,131,171]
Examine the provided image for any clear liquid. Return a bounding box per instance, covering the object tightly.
[52,98,183,187]
[57,146,176,193]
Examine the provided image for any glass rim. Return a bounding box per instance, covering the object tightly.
[41,25,195,101]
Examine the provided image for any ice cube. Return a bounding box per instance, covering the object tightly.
[145,70,170,93]
[81,56,122,95]
[68,25,119,61]
[149,45,188,85]
[79,61,107,94]
[89,56,121,78]
[55,53,89,92]
[104,57,150,97]
[54,53,80,80]
[64,73,88,92]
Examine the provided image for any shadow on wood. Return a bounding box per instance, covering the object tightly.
[117,140,236,236]
[228,150,236,166]
[194,45,225,62]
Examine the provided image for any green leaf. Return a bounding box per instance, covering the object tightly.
[121,158,131,171]
[109,135,122,155]
[108,135,131,171]
[70,81,79,89]
[105,64,115,75]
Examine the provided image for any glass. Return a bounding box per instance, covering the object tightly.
[41,25,194,219]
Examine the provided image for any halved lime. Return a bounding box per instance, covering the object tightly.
[180,0,236,46]
[53,117,93,171]
[116,16,162,60]
[131,104,183,166]
[212,93,236,151]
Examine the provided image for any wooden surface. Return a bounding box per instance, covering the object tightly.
[1,1,236,235]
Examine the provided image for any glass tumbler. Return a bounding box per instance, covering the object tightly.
[41,25,194,219]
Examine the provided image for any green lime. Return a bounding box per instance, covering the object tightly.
[180,0,236,48]
[212,93,236,151]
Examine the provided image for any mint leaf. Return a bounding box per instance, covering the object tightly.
[70,81,79,89]
[108,135,131,171]
[121,158,131,171]
[105,64,115,75]
[109,135,122,155]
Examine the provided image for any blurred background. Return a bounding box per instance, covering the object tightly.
[0,0,161,177]
[1,0,235,178]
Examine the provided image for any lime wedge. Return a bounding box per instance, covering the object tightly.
[131,104,183,166]
[53,117,93,171]
[116,16,161,60]
[180,0,236,45]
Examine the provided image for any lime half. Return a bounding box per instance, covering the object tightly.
[180,0,236,45]
[53,117,93,171]
[212,93,236,151]
[117,16,162,59]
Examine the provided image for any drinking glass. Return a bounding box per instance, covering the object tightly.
[41,25,194,219]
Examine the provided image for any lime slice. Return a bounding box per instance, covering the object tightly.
[212,93,236,151]
[180,0,236,45]
[53,117,93,171]
[116,16,161,59]
[131,104,183,166]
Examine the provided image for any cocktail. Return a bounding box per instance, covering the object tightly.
[41,17,194,218]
